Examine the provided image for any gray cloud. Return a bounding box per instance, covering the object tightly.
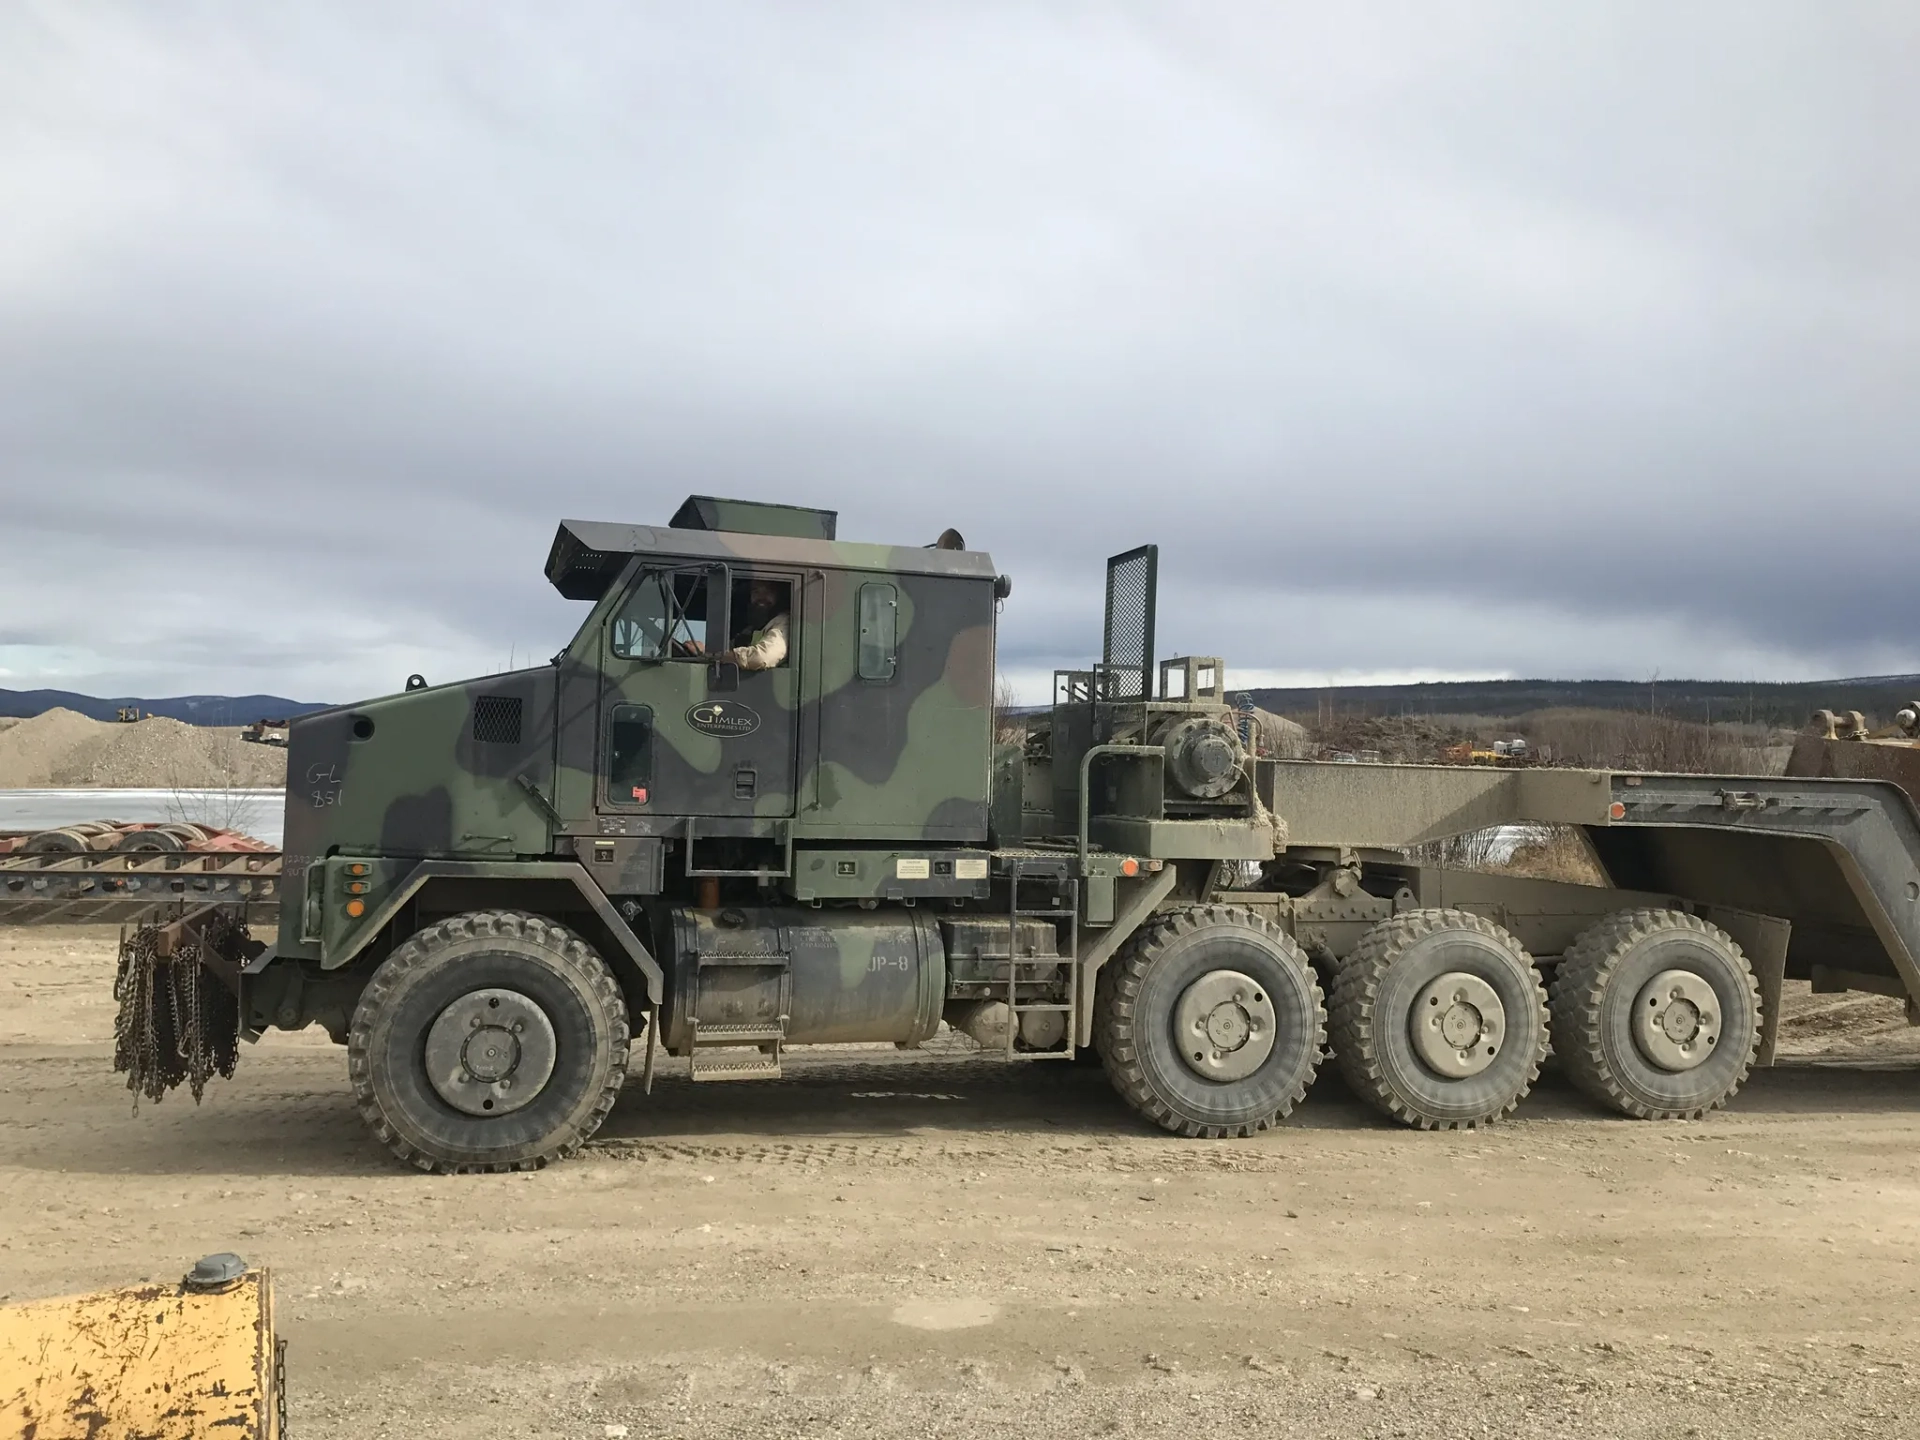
[3,3,1915,702]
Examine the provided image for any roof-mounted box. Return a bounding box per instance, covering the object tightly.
[670,495,838,540]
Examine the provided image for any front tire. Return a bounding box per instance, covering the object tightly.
[348,910,629,1172]
[1095,905,1325,1138]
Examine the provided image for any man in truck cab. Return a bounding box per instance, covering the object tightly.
[671,576,790,670]
[725,576,790,671]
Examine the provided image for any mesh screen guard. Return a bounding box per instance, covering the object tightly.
[1101,545,1158,700]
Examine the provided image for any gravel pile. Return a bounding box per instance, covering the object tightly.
[0,708,288,788]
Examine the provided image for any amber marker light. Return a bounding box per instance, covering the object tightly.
[1120,858,1140,876]
[348,863,368,876]
[346,900,366,917]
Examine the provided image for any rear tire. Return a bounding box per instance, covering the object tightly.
[1548,909,1759,1119]
[348,910,629,1172]
[1330,909,1548,1129]
[1095,905,1324,1138]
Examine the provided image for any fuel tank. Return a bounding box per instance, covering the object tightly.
[663,906,946,1051]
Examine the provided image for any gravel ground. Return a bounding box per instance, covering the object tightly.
[3,927,1919,1439]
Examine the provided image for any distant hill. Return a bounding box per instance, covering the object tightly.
[0,688,331,726]
[1244,676,1920,728]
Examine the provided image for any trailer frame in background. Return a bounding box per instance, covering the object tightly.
[0,849,282,925]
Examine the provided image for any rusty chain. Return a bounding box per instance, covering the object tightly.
[112,908,244,1108]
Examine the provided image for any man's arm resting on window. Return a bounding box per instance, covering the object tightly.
[729,613,789,671]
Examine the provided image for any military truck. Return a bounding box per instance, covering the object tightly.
[115,495,1920,1171]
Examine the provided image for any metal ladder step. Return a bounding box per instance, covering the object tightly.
[1003,871,1079,1061]
[687,1016,787,1082]
[686,943,790,1080]
[692,1022,785,1044]
[688,1047,783,1081]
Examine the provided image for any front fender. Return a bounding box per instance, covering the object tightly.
[312,856,663,1004]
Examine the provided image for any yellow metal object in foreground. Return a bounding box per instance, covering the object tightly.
[0,1260,277,1439]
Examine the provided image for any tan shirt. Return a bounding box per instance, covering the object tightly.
[729,612,789,671]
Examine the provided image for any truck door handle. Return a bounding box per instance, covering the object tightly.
[734,767,758,800]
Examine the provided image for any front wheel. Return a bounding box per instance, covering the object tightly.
[1095,905,1325,1138]
[348,910,630,1172]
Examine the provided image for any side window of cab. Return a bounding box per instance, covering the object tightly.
[611,569,717,661]
[725,575,794,671]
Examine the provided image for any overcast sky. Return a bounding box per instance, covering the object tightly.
[3,4,1915,704]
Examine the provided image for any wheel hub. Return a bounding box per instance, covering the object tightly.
[1173,969,1276,1083]
[1632,969,1719,1072]
[1408,971,1506,1079]
[460,1026,519,1083]
[424,988,558,1116]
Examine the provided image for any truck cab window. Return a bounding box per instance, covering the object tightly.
[726,576,793,671]
[611,570,713,660]
[858,582,897,680]
[606,704,654,804]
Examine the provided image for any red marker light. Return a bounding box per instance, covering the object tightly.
[632,787,648,803]
[1120,858,1140,877]
[1609,801,1626,820]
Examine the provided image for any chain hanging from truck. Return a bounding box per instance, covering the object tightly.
[112,906,247,1107]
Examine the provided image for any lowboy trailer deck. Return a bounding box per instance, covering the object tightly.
[89,496,1916,1170]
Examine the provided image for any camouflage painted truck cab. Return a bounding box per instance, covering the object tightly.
[133,494,1920,1171]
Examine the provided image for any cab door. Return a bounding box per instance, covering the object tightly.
[598,563,799,819]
